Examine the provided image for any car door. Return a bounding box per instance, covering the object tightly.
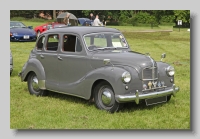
[36,34,60,91]
[57,34,89,97]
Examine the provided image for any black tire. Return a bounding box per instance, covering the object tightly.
[167,95,171,102]
[27,72,48,96]
[94,81,123,113]
[37,31,41,38]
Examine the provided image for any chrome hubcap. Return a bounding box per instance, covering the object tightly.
[101,90,112,106]
[32,76,39,91]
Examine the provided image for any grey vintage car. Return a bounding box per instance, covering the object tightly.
[18,26,179,113]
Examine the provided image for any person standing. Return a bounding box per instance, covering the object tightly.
[93,15,102,26]
[89,13,95,21]
[63,13,71,26]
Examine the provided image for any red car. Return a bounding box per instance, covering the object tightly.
[34,22,65,37]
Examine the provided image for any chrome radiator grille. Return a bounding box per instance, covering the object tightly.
[142,67,158,80]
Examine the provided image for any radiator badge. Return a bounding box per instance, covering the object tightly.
[152,81,157,88]
[148,81,152,89]
[161,81,165,87]
[158,81,161,87]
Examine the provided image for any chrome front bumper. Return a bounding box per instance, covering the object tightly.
[115,84,180,104]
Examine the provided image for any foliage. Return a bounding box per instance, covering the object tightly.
[128,12,158,26]
[10,10,190,26]
[10,17,55,22]
[160,15,175,23]
[173,10,190,23]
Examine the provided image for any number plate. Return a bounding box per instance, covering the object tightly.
[23,35,29,39]
[145,96,167,106]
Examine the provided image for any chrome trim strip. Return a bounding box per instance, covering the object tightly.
[115,84,179,104]
[38,80,46,89]
[142,78,158,81]
[48,89,86,99]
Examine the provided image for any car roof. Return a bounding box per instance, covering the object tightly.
[43,26,121,36]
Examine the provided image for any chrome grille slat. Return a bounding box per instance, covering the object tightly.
[142,67,158,80]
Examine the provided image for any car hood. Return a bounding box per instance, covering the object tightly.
[90,50,156,72]
[10,28,35,35]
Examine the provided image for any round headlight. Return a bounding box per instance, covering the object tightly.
[166,66,175,76]
[122,71,131,83]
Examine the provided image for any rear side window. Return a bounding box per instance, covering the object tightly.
[62,34,82,52]
[46,34,59,51]
[36,36,45,50]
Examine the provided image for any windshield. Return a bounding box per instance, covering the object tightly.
[84,33,128,51]
[10,22,26,28]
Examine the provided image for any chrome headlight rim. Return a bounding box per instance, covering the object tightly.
[166,65,175,76]
[122,71,131,84]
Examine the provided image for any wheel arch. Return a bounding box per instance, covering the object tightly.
[24,71,34,81]
[21,59,46,82]
[90,79,114,100]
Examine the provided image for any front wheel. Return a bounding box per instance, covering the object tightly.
[94,81,123,113]
[27,72,48,96]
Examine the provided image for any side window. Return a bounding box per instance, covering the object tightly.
[36,36,45,50]
[63,34,82,52]
[46,34,59,51]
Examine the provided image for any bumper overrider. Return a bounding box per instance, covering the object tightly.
[115,84,180,104]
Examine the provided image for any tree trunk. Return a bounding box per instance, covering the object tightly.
[53,10,56,20]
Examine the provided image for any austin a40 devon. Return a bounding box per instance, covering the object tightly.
[19,26,180,113]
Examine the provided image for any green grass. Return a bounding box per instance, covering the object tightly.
[10,21,190,129]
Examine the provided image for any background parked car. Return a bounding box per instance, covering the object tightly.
[78,18,93,26]
[10,21,37,42]
[34,22,65,37]
[51,23,66,29]
[10,50,13,75]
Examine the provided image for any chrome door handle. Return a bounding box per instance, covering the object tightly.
[58,56,62,60]
[40,54,44,59]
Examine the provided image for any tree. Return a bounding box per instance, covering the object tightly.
[173,10,190,23]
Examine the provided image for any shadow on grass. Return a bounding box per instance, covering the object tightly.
[44,90,173,113]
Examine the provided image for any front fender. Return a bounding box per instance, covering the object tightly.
[157,61,174,86]
[20,58,45,82]
[83,65,141,99]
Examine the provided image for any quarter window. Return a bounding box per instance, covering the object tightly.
[36,36,45,50]
[46,34,59,51]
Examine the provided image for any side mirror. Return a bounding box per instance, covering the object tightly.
[28,26,33,29]
[161,53,166,61]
